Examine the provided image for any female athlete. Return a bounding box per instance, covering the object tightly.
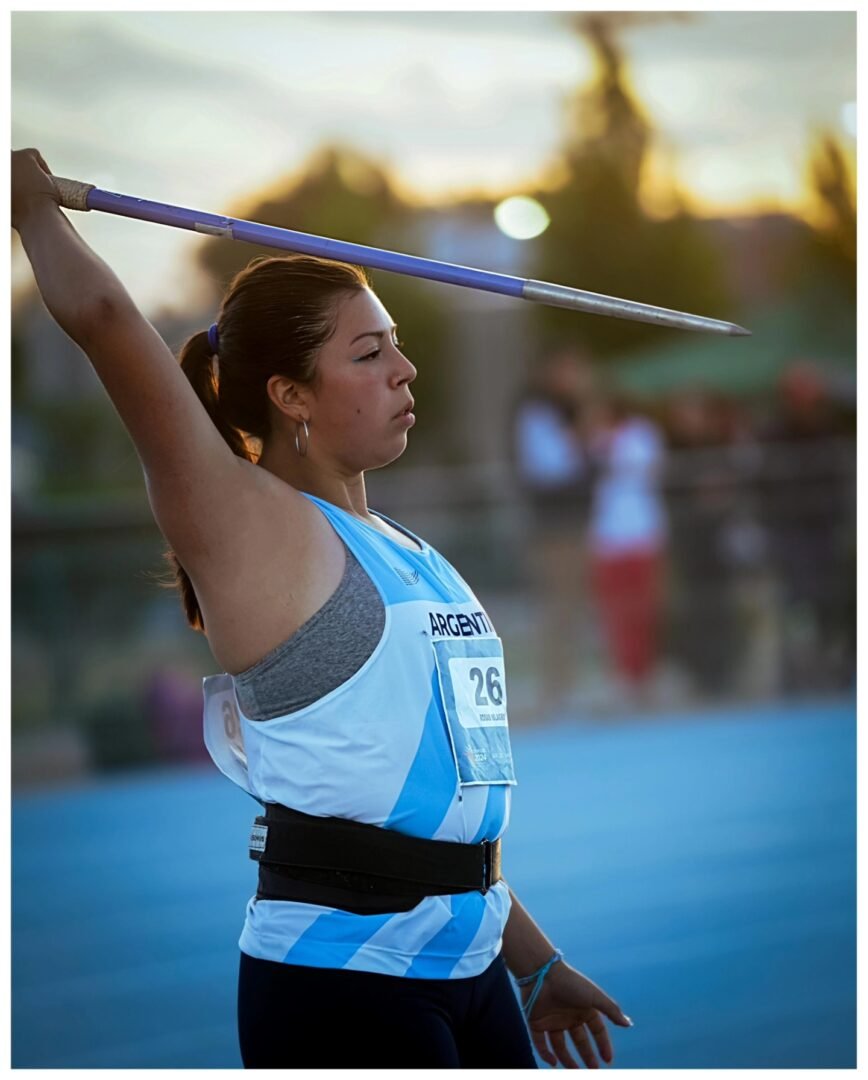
[12,147,633,1069]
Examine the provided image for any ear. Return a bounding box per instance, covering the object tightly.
[266,373,311,424]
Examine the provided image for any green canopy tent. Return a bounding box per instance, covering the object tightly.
[612,287,855,400]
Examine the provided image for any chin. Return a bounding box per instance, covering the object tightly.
[367,436,409,472]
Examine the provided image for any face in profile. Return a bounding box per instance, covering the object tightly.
[305,288,418,473]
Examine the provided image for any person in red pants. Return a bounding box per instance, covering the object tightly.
[591,547,664,685]
[588,397,667,706]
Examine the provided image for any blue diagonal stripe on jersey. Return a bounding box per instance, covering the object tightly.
[402,892,488,979]
[282,909,396,968]
[469,783,508,844]
[383,667,457,838]
[299,493,447,606]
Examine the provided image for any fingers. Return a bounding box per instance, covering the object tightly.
[23,148,53,176]
[595,992,633,1028]
[552,1023,578,1067]
[586,1013,614,1065]
[531,1029,558,1068]
[16,148,50,172]
[533,1015,624,1069]
[546,1022,616,1070]
[567,1024,601,1069]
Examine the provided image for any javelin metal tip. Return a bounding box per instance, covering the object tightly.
[729,324,752,336]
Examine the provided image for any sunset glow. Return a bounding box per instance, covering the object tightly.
[11,10,855,314]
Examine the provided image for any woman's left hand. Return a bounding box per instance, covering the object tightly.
[520,962,633,1069]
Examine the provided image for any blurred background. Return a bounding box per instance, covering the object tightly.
[11,9,856,1069]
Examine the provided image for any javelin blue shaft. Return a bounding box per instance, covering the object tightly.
[57,180,748,334]
[85,187,527,299]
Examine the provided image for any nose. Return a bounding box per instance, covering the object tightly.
[390,348,417,386]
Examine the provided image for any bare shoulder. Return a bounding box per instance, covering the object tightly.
[185,460,348,674]
[157,454,327,572]
[197,456,343,576]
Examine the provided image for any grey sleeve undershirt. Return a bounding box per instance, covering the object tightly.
[232,541,386,721]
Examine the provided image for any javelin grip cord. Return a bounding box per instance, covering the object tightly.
[54,177,94,213]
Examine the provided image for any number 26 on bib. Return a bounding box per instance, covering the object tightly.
[432,637,517,787]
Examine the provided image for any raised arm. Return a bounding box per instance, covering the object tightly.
[11,149,289,570]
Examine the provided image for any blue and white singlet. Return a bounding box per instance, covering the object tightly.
[203,493,518,979]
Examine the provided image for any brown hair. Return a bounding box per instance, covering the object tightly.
[166,254,370,630]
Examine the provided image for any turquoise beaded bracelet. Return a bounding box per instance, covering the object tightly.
[515,948,564,1018]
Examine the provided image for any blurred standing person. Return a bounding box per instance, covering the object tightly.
[760,361,855,691]
[587,394,667,709]
[665,391,748,698]
[512,346,596,719]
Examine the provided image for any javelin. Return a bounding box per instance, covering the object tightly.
[54,177,750,337]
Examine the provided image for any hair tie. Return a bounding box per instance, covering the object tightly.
[207,323,220,356]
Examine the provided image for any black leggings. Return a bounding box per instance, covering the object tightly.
[238,949,538,1068]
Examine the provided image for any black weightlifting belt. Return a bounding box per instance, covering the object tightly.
[250,803,502,916]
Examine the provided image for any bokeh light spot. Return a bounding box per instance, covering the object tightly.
[841,101,856,138]
[493,196,551,240]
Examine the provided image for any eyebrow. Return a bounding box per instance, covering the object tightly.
[349,323,398,346]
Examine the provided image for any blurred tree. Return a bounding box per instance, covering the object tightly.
[808,132,856,258]
[787,130,856,303]
[12,291,143,499]
[195,145,451,464]
[534,12,733,360]
[23,400,141,498]
[561,12,658,211]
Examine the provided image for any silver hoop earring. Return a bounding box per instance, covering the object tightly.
[295,419,310,458]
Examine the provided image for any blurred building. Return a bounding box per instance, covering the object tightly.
[399,203,539,470]
[12,292,103,403]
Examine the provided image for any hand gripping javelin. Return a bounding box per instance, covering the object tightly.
[53,177,750,337]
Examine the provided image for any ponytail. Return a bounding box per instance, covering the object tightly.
[179,330,255,463]
[160,253,370,633]
[163,329,254,632]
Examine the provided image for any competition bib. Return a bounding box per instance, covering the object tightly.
[432,636,517,787]
[202,673,257,798]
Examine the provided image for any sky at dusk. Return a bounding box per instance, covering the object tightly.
[11,9,856,315]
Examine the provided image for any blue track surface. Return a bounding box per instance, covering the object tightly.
[12,698,855,1068]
